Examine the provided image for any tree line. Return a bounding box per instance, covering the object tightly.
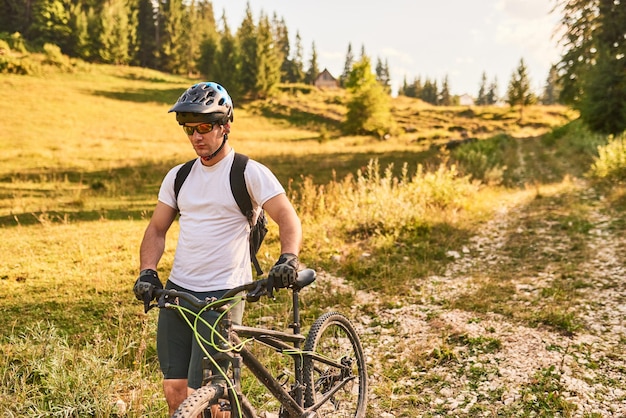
[556,0,626,135]
[0,0,322,99]
[398,59,559,108]
[1,0,624,135]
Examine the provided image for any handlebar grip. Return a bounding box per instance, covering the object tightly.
[246,280,268,302]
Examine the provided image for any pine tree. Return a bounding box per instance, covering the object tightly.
[272,13,291,82]
[476,71,488,105]
[97,0,132,64]
[412,77,423,99]
[159,0,187,73]
[187,0,217,76]
[254,12,281,98]
[28,0,72,51]
[557,0,626,134]
[486,77,499,105]
[212,12,240,96]
[399,76,422,99]
[340,43,354,87]
[135,0,158,68]
[236,3,258,96]
[66,2,92,60]
[0,0,32,36]
[579,46,626,134]
[287,31,305,83]
[555,0,597,105]
[375,57,391,93]
[439,75,451,106]
[344,55,394,138]
[126,0,140,65]
[398,76,408,96]
[421,78,438,105]
[541,65,561,105]
[187,1,201,70]
[359,44,366,59]
[305,41,319,84]
[506,58,536,120]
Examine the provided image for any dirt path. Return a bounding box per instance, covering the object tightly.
[336,180,625,417]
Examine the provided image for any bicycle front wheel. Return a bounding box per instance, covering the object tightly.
[303,312,367,417]
[172,384,224,418]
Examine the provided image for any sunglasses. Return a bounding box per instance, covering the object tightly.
[182,122,215,135]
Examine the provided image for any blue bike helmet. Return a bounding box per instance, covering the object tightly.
[169,82,234,125]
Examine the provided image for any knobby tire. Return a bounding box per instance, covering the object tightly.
[303,312,368,417]
[172,384,223,418]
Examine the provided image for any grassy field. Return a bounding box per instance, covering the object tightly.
[1,63,624,417]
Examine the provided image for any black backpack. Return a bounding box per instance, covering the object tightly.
[173,153,268,276]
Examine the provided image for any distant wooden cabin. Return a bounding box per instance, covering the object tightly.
[459,94,475,106]
[314,68,339,89]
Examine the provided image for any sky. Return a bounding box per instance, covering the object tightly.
[208,0,564,97]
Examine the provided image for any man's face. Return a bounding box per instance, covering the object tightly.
[183,122,225,158]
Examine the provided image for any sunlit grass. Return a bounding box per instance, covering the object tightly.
[2,63,622,416]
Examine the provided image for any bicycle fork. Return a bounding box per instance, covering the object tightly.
[202,352,255,418]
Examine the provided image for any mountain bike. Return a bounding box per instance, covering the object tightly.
[150,268,367,418]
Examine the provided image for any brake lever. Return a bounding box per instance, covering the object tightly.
[144,291,174,313]
[247,281,268,302]
[143,294,154,313]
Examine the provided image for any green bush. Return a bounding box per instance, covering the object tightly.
[0,31,29,53]
[451,134,510,184]
[42,43,73,71]
[0,46,38,75]
[589,134,626,181]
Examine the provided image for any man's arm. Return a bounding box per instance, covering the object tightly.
[262,193,302,256]
[139,201,178,271]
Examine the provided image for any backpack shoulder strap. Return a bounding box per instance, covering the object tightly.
[230,153,253,221]
[231,153,265,276]
[174,159,197,202]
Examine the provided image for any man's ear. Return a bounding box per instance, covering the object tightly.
[222,123,231,134]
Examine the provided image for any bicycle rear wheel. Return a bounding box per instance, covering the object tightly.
[303,312,367,417]
[172,384,224,418]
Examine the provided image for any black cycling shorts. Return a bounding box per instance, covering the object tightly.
[156,280,244,389]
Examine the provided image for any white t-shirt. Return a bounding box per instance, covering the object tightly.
[158,149,285,291]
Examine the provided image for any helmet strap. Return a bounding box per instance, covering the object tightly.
[200,134,228,162]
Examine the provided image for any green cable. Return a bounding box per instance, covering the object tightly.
[167,296,248,418]
[166,297,348,417]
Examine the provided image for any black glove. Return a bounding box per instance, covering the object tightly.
[266,253,299,296]
[133,269,163,312]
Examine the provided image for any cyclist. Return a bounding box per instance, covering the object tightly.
[133,82,302,416]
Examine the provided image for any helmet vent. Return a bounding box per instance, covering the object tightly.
[169,82,233,120]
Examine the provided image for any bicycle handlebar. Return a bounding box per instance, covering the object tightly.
[150,268,317,311]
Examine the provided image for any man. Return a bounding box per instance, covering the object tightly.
[133,82,302,415]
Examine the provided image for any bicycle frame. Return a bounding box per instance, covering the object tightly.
[228,287,308,418]
[225,283,356,418]
[231,325,357,417]
[155,269,344,418]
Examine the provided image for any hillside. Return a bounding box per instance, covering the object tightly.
[0,66,624,417]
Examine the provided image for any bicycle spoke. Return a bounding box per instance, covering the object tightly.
[303,312,367,417]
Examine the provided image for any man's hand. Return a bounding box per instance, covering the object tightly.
[266,253,298,296]
[133,269,163,312]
